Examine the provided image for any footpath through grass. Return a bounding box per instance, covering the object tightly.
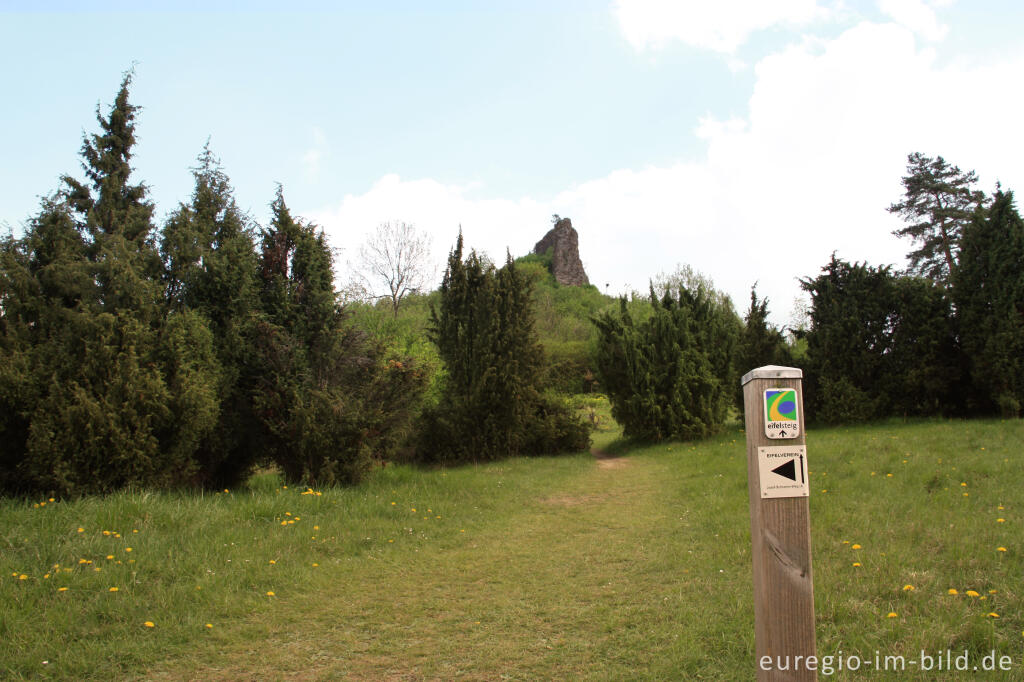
[2,416,1023,679]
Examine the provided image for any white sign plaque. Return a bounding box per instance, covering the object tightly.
[758,445,809,498]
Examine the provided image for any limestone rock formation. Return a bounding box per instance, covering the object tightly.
[533,217,589,287]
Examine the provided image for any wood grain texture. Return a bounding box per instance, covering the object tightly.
[743,369,817,681]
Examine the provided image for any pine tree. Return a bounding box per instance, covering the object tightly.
[889,152,986,286]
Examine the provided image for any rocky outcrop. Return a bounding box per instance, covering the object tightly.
[533,217,589,287]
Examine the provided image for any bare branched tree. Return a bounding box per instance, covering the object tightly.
[351,221,433,317]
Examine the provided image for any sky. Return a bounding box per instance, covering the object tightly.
[3,0,1023,326]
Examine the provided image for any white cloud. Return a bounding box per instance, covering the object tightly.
[309,174,548,289]
[614,0,830,53]
[877,0,948,41]
[310,20,1024,327]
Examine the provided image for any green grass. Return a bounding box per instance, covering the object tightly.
[2,414,1023,680]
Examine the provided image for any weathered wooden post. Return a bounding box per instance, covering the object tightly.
[741,366,816,680]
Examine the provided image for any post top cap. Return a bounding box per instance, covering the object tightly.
[740,365,803,386]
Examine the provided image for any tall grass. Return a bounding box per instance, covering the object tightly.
[2,415,1022,679]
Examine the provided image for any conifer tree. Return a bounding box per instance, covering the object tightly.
[0,75,219,495]
[419,234,588,462]
[954,188,1024,416]
[889,152,986,286]
[161,146,262,486]
[593,281,737,441]
[800,256,959,423]
[734,287,792,409]
[253,187,425,485]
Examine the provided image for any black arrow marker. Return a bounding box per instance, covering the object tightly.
[771,458,798,482]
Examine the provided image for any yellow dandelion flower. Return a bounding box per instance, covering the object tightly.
[280,520,288,526]
[966,590,980,597]
[842,540,850,544]
[103,530,111,536]
[963,493,969,497]
[997,519,1006,523]
[108,587,118,592]
[77,527,84,533]
[269,560,276,564]
[18,574,27,581]
[853,562,861,567]
[997,547,1008,552]
[58,587,68,592]
[989,590,998,594]
[887,612,898,618]
[313,526,319,530]
[266,591,275,596]
[903,584,915,591]
[205,623,213,629]
[948,589,958,595]
[44,574,50,579]
[144,621,155,628]
[851,544,862,550]
[411,508,416,512]
[125,547,132,552]
[106,555,114,560]
[988,613,999,618]
[886,473,893,478]
[961,482,967,487]
[312,563,319,567]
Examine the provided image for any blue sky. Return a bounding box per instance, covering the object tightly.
[3,1,1023,325]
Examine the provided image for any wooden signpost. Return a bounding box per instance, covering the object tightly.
[741,365,816,680]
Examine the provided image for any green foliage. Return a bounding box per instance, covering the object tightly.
[734,286,792,409]
[514,252,613,394]
[418,235,589,463]
[0,77,221,496]
[160,146,262,487]
[953,188,1024,415]
[889,152,986,286]
[0,76,428,495]
[800,256,960,423]
[253,189,427,485]
[593,277,740,441]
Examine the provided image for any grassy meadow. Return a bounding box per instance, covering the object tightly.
[2,407,1022,680]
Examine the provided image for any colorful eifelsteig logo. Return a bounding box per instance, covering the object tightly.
[765,389,797,422]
